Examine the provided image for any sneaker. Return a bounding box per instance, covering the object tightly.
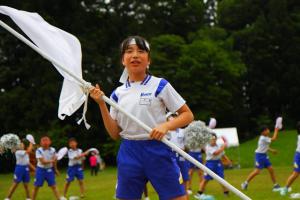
[194,193,215,200]
[272,184,281,192]
[144,197,150,200]
[187,189,193,195]
[290,193,300,199]
[59,197,68,200]
[241,182,248,190]
[280,187,288,196]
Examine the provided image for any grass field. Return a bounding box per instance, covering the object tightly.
[0,130,299,200]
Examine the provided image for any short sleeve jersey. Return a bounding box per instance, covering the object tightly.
[169,128,185,150]
[36,147,56,168]
[296,135,300,153]
[68,148,83,166]
[205,144,224,160]
[110,75,185,140]
[255,135,271,154]
[15,150,30,166]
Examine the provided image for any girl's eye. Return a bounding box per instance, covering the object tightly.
[125,49,133,53]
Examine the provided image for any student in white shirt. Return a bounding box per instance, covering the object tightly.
[63,138,89,198]
[280,121,300,196]
[5,138,34,200]
[167,112,190,200]
[32,135,65,200]
[194,134,229,199]
[90,36,194,200]
[241,126,280,191]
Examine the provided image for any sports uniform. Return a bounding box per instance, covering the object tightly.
[111,75,186,200]
[169,128,190,182]
[203,144,224,181]
[66,148,84,182]
[293,135,300,172]
[34,147,56,187]
[255,136,272,169]
[14,150,30,183]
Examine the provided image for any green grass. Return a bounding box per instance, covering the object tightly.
[0,130,299,200]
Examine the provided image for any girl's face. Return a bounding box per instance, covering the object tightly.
[40,137,51,148]
[19,143,25,150]
[210,137,217,146]
[122,44,150,76]
[69,140,77,149]
[262,128,270,136]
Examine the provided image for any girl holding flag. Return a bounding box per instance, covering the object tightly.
[90,36,194,200]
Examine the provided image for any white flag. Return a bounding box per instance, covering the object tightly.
[0,6,89,127]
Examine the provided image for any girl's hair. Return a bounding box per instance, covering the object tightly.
[211,133,217,139]
[120,36,150,58]
[22,138,30,149]
[68,137,77,143]
[296,121,300,134]
[259,125,269,133]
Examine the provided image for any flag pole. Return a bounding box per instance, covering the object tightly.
[0,20,251,200]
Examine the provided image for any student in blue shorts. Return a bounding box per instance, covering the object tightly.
[90,36,194,200]
[5,138,34,200]
[32,135,65,200]
[280,121,300,196]
[187,146,203,195]
[241,126,280,191]
[167,112,190,199]
[63,138,89,198]
[194,134,229,199]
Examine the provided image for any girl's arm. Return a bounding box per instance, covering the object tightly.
[213,145,226,156]
[271,128,279,141]
[150,104,194,140]
[29,163,36,171]
[25,143,33,154]
[268,147,278,154]
[90,84,121,140]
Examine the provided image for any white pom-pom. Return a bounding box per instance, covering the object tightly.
[0,133,21,152]
[183,121,214,150]
[208,118,217,129]
[56,147,68,161]
[26,134,36,144]
[275,117,283,130]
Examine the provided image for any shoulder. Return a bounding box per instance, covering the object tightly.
[36,147,43,153]
[50,147,56,152]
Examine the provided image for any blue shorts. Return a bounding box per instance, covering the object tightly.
[255,153,272,169]
[14,165,30,183]
[116,139,185,200]
[175,153,190,182]
[294,152,300,173]
[204,160,224,181]
[34,167,56,187]
[66,165,84,182]
[188,152,203,169]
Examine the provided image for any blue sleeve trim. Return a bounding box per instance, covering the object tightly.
[110,90,119,103]
[155,79,169,97]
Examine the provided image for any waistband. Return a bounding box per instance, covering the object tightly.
[206,159,221,163]
[16,164,29,167]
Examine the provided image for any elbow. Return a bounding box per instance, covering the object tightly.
[186,110,194,124]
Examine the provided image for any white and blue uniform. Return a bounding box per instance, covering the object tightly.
[293,135,300,172]
[14,150,30,183]
[110,75,186,200]
[255,135,272,169]
[34,147,56,187]
[188,147,203,169]
[204,144,224,181]
[169,128,189,182]
[66,148,84,182]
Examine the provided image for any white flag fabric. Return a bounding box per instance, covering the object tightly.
[0,6,90,128]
